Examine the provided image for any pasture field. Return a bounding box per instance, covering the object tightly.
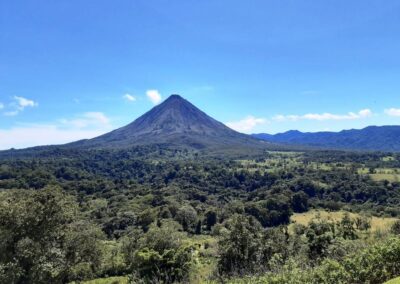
[290,209,399,233]
[241,151,400,183]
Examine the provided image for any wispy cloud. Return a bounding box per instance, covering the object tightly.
[14,96,38,110]
[384,108,400,117]
[226,116,268,133]
[2,96,38,116]
[0,102,3,109]
[273,109,372,122]
[123,93,136,102]
[0,125,108,150]
[0,112,113,150]
[60,112,111,129]
[146,90,162,105]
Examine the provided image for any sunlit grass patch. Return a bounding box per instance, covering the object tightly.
[290,209,399,233]
[382,156,396,162]
[78,276,128,284]
[385,277,400,284]
[370,173,400,182]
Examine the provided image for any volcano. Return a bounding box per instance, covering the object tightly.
[72,94,268,151]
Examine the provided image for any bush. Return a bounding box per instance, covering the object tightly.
[344,238,400,283]
[218,214,263,275]
[338,213,358,240]
[305,218,336,260]
[223,237,400,284]
[291,192,309,213]
[390,220,400,235]
[125,221,193,283]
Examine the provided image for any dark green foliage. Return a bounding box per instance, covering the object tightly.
[354,216,371,231]
[125,222,193,283]
[343,238,400,283]
[0,188,103,283]
[204,210,218,230]
[175,205,198,232]
[305,218,336,260]
[1,144,400,282]
[338,213,358,240]
[390,220,400,235]
[242,238,400,283]
[245,197,292,228]
[291,191,309,213]
[261,226,291,266]
[195,220,202,234]
[137,209,156,233]
[218,215,263,275]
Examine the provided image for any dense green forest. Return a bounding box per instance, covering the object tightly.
[1,146,400,283]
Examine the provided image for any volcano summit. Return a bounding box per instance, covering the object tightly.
[72,94,268,151]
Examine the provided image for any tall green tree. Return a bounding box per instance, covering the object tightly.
[0,188,103,284]
[218,214,263,275]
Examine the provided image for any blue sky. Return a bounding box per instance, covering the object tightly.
[1,0,400,149]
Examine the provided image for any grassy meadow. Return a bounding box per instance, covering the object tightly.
[290,210,399,233]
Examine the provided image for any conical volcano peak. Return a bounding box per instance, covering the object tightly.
[166,94,184,100]
[73,94,266,150]
[160,94,191,108]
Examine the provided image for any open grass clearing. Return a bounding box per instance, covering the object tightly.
[75,276,128,284]
[290,209,399,233]
[370,173,400,182]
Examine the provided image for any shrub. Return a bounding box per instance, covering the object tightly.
[125,222,193,283]
[390,220,400,235]
[344,238,400,283]
[218,214,263,275]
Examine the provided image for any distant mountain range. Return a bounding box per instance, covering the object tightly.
[252,126,400,152]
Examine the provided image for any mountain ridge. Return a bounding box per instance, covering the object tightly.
[253,125,400,152]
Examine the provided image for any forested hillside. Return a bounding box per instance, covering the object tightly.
[1,146,400,283]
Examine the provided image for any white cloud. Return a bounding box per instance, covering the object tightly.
[14,96,38,110]
[0,112,113,150]
[146,90,162,105]
[358,109,372,117]
[2,96,38,116]
[273,114,300,122]
[60,112,111,129]
[123,93,136,102]
[226,116,268,133]
[385,108,400,117]
[273,109,372,122]
[0,125,108,150]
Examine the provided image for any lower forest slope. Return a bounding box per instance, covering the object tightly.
[1,146,400,283]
